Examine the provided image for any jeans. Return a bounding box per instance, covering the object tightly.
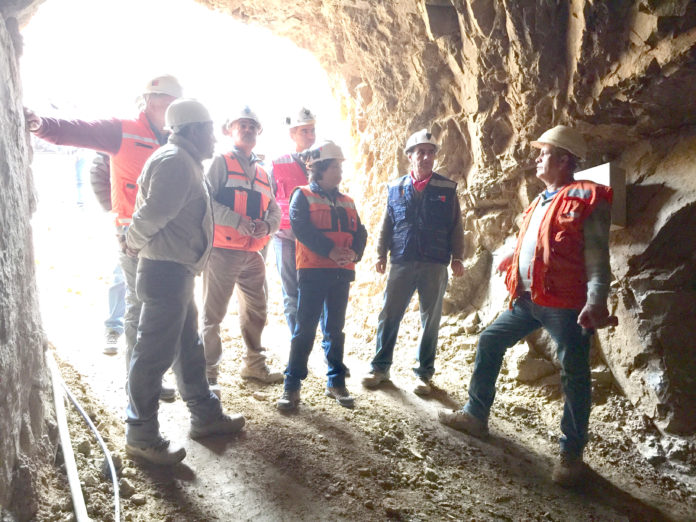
[104,262,125,334]
[371,262,448,380]
[126,259,221,446]
[463,294,591,458]
[284,276,350,391]
[274,236,299,334]
[119,250,141,375]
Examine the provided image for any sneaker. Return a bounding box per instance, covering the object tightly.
[325,386,355,408]
[240,364,284,384]
[438,409,489,438]
[552,452,585,487]
[361,370,390,389]
[208,377,221,399]
[104,330,120,355]
[276,389,301,411]
[413,377,433,396]
[125,437,185,465]
[189,413,245,439]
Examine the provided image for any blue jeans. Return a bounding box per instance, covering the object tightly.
[274,236,299,334]
[371,262,448,380]
[126,259,221,446]
[463,294,591,458]
[104,262,125,334]
[284,277,350,391]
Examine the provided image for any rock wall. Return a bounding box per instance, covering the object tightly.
[0,4,54,519]
[201,0,696,433]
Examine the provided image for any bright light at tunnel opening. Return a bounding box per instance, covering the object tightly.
[20,0,352,168]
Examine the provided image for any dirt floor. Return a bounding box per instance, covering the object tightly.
[30,153,696,521]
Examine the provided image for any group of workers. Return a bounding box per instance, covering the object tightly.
[26,73,612,487]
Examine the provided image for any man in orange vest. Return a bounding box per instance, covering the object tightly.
[24,75,181,400]
[439,126,613,487]
[202,107,282,394]
[269,107,317,335]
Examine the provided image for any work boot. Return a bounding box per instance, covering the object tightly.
[208,377,221,399]
[325,386,355,409]
[276,389,301,411]
[125,437,185,465]
[413,376,433,396]
[159,376,176,402]
[104,329,120,355]
[189,413,245,439]
[240,364,284,384]
[361,370,390,389]
[552,452,586,487]
[438,409,489,438]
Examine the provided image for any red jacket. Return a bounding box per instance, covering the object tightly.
[272,154,308,230]
[505,180,613,309]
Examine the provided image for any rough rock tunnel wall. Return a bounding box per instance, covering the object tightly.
[0,1,54,519]
[1,0,696,515]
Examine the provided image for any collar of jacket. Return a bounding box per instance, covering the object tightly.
[169,133,205,163]
[309,181,340,201]
[231,146,260,165]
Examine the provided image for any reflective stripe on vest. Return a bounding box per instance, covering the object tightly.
[505,180,613,309]
[110,113,162,228]
[272,155,308,230]
[212,153,272,251]
[295,186,358,271]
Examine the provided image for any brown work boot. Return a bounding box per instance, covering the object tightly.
[552,452,586,487]
[413,376,433,396]
[240,364,284,384]
[276,389,301,411]
[126,437,186,466]
[361,370,390,389]
[325,386,355,408]
[438,409,489,438]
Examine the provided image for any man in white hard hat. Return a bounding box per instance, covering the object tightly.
[24,76,180,399]
[124,99,245,465]
[269,107,317,335]
[439,125,614,487]
[201,106,283,395]
[362,129,466,396]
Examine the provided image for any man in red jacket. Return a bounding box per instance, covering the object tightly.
[24,75,182,400]
[439,126,613,487]
[268,107,316,335]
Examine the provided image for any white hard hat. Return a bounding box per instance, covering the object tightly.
[226,106,263,133]
[164,98,212,131]
[404,128,438,154]
[143,74,183,98]
[303,140,344,167]
[531,125,587,160]
[285,107,316,128]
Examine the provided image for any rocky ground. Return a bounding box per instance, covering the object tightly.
[30,154,696,521]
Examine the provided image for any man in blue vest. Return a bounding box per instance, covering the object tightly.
[362,129,465,395]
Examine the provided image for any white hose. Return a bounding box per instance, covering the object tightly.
[47,352,91,522]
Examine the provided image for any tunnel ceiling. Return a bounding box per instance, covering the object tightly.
[196,0,696,185]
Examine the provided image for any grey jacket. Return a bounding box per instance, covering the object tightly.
[127,134,214,274]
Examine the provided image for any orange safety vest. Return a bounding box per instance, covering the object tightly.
[212,153,273,251]
[294,186,359,271]
[505,180,613,309]
[110,112,163,228]
[272,154,308,230]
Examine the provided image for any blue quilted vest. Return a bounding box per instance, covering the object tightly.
[387,172,458,265]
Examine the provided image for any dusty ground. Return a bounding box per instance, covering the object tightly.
[30,153,696,521]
